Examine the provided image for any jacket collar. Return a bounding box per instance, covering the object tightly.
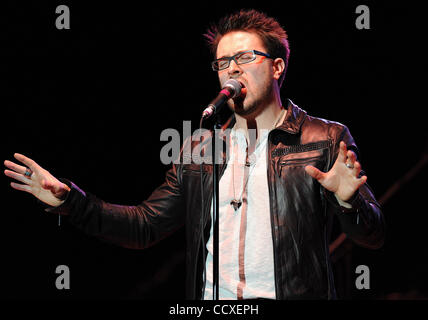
[277,99,307,134]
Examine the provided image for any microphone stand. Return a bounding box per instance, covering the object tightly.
[211,116,221,300]
[202,79,242,299]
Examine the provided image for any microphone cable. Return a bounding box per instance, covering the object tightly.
[199,116,207,299]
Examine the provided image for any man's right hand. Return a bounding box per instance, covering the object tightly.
[4,153,70,208]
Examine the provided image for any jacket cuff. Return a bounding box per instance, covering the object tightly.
[324,188,362,215]
[42,178,86,216]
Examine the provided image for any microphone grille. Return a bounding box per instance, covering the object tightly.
[223,79,242,98]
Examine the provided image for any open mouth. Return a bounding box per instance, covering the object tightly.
[233,89,246,107]
[237,81,247,99]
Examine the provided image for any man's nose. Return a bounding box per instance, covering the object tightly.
[228,59,242,77]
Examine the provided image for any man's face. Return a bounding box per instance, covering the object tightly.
[216,31,275,116]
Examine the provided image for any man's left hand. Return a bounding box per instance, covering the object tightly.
[305,141,367,202]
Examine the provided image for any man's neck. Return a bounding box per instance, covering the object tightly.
[233,96,286,145]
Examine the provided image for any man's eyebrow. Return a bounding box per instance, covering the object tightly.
[217,50,248,60]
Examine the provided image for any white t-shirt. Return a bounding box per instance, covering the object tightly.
[203,128,276,300]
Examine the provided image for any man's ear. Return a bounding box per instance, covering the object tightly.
[272,58,285,81]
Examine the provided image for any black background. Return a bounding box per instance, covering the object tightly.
[0,0,426,301]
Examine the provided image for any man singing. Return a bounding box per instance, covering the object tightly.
[4,9,384,299]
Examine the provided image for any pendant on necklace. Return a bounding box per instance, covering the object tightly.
[230,199,242,211]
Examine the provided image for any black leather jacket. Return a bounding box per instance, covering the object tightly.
[48,99,385,299]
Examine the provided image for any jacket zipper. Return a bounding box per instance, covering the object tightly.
[278,156,321,178]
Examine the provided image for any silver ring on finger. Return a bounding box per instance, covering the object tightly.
[346,163,354,169]
[24,168,33,178]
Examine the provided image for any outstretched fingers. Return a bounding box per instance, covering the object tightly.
[337,141,348,163]
[346,150,356,166]
[344,149,363,178]
[356,174,367,188]
[305,165,325,182]
[4,154,40,195]
[352,159,362,178]
[13,153,38,171]
[10,181,33,194]
[4,169,32,185]
[4,159,28,175]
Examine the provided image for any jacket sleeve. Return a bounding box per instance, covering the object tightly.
[324,125,386,249]
[45,164,185,249]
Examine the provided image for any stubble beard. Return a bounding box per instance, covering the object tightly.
[229,81,274,118]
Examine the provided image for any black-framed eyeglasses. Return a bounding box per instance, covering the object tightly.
[211,50,272,71]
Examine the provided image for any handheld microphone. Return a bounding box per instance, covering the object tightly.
[202,79,242,119]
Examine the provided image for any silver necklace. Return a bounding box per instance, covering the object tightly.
[230,109,285,211]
